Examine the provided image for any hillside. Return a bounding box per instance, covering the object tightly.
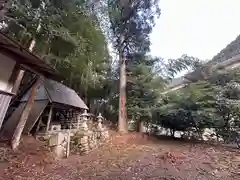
[212,34,240,63]
[167,34,240,89]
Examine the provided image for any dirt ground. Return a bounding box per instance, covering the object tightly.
[0,132,240,180]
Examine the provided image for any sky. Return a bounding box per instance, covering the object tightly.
[150,0,240,62]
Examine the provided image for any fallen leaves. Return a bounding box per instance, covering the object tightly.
[0,133,240,180]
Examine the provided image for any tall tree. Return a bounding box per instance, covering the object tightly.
[126,53,163,132]
[107,0,160,132]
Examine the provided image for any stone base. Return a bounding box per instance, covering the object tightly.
[37,131,70,159]
[37,128,109,158]
[70,129,109,155]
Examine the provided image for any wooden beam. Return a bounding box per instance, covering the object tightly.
[35,116,42,134]
[6,63,21,93]
[0,89,15,96]
[45,105,53,133]
[11,76,43,150]
[11,69,25,94]
[10,75,37,107]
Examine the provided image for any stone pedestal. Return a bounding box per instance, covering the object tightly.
[88,131,97,150]
[79,135,89,154]
[101,130,109,141]
[49,132,69,158]
[96,113,103,139]
[97,113,103,130]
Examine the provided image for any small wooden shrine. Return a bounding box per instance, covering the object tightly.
[2,79,88,137]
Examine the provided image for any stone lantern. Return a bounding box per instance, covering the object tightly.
[96,113,109,141]
[78,109,89,154]
[80,109,88,131]
[96,113,103,131]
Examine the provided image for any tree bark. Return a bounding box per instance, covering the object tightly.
[118,39,127,133]
[11,76,43,150]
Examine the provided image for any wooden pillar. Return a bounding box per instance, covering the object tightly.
[0,64,21,130]
[11,69,25,94]
[45,106,53,133]
[35,116,42,133]
[66,129,71,158]
[11,76,43,150]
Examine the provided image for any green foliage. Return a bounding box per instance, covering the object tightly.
[156,80,216,136]
[166,54,202,79]
[214,79,240,143]
[158,68,240,146]
[126,53,161,128]
[2,0,111,109]
[107,0,160,55]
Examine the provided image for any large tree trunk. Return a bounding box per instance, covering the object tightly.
[118,33,127,133]
[11,76,43,150]
[118,52,127,132]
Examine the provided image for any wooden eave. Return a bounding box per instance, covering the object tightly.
[0,32,61,81]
